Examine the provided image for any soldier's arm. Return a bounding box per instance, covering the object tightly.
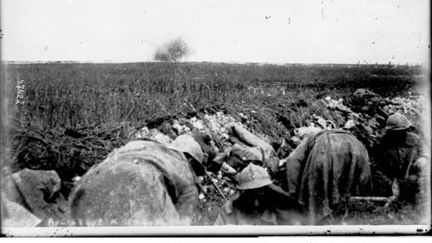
[391,178,400,199]
[370,139,394,182]
[173,175,199,219]
[384,178,400,208]
[213,211,229,225]
[414,136,429,171]
[285,136,310,197]
[214,202,237,225]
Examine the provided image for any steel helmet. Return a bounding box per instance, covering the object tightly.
[168,134,204,164]
[237,164,272,190]
[385,113,411,131]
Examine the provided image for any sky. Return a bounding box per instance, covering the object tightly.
[1,0,430,64]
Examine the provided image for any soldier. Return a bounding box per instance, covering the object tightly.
[214,164,300,225]
[284,130,372,225]
[207,124,279,176]
[69,134,205,226]
[349,88,388,120]
[373,113,428,205]
[2,168,67,226]
[1,192,42,227]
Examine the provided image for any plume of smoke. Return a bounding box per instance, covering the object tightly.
[154,37,190,62]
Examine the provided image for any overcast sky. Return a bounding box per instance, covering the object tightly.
[1,0,429,64]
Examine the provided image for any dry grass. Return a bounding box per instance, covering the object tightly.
[4,62,423,180]
[2,62,426,224]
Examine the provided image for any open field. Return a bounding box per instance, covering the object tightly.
[5,62,423,129]
[2,62,428,225]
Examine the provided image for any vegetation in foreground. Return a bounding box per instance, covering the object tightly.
[2,62,427,225]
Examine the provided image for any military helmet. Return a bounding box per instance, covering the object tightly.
[237,164,272,190]
[385,113,411,131]
[352,88,381,102]
[168,134,204,164]
[350,88,382,112]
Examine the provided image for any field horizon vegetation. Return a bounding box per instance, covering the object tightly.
[5,62,424,127]
[3,62,426,173]
[1,62,428,224]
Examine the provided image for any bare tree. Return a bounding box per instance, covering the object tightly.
[154,38,190,62]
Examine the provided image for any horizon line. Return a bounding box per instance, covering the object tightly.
[1,60,425,66]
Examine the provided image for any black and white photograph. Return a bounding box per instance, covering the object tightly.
[0,0,430,237]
